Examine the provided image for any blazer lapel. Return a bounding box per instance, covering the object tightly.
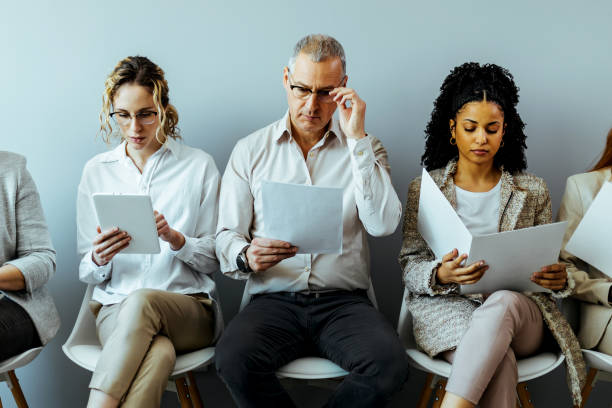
[498,170,527,232]
[439,160,458,209]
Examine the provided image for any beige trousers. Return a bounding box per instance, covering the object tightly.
[443,290,544,408]
[89,288,214,407]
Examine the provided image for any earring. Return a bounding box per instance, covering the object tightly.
[449,136,456,146]
[500,139,504,147]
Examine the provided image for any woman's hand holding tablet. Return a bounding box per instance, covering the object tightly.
[153,211,185,251]
[92,226,131,266]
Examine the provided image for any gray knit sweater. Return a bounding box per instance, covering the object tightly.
[0,151,60,345]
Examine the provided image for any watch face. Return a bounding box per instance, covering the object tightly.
[237,253,248,272]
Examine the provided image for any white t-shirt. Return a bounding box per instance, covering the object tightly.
[455,178,502,236]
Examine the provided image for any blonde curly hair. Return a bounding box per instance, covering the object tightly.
[99,56,180,144]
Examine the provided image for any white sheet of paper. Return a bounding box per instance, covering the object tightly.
[262,181,343,254]
[417,168,472,258]
[462,222,568,294]
[417,168,568,294]
[565,181,612,278]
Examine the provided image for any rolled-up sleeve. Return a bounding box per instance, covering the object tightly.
[4,159,56,293]
[347,135,402,237]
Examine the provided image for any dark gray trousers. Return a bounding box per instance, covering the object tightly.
[215,290,409,408]
[0,296,41,361]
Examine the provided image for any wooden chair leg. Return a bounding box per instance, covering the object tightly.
[416,373,435,408]
[186,371,204,408]
[7,371,28,408]
[516,382,534,408]
[431,379,447,408]
[576,368,598,408]
[175,377,193,408]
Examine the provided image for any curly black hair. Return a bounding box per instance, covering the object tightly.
[421,62,527,174]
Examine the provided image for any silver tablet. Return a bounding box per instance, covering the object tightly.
[92,194,161,254]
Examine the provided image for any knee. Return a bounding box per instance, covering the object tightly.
[488,290,521,308]
[120,289,161,318]
[481,290,523,318]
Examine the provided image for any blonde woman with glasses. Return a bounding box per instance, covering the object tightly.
[77,56,222,408]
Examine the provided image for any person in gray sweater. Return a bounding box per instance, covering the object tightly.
[0,151,60,360]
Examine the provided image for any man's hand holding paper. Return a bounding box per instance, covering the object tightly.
[246,238,298,273]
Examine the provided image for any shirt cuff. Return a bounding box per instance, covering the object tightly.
[169,234,194,263]
[346,135,375,172]
[89,251,112,281]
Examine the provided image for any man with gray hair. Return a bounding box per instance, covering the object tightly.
[215,34,409,407]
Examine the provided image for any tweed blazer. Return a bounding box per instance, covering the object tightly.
[399,160,586,405]
[0,151,60,345]
[557,168,612,350]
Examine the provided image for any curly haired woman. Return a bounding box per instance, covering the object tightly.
[398,62,585,408]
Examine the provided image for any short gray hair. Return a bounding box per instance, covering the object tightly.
[288,34,346,76]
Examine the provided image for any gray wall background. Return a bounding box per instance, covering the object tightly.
[2,0,612,406]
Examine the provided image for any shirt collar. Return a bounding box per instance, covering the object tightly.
[275,110,345,146]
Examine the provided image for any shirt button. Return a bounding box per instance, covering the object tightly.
[305,266,311,273]
[357,151,364,156]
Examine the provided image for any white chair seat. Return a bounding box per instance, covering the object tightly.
[0,347,43,373]
[406,349,563,382]
[63,344,215,377]
[583,349,612,373]
[277,357,348,379]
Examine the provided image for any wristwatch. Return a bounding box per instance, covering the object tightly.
[236,245,252,273]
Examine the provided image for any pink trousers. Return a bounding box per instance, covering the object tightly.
[443,290,544,408]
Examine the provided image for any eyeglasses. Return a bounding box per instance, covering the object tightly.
[110,111,158,127]
[287,70,345,103]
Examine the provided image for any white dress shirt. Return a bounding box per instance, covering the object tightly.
[216,111,402,295]
[77,137,221,308]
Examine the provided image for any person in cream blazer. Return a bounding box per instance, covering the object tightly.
[558,165,612,354]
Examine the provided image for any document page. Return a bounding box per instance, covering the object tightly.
[462,222,567,294]
[262,181,343,254]
[417,168,472,258]
[565,181,612,277]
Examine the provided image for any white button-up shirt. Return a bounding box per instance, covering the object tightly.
[77,138,221,307]
[216,112,402,295]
